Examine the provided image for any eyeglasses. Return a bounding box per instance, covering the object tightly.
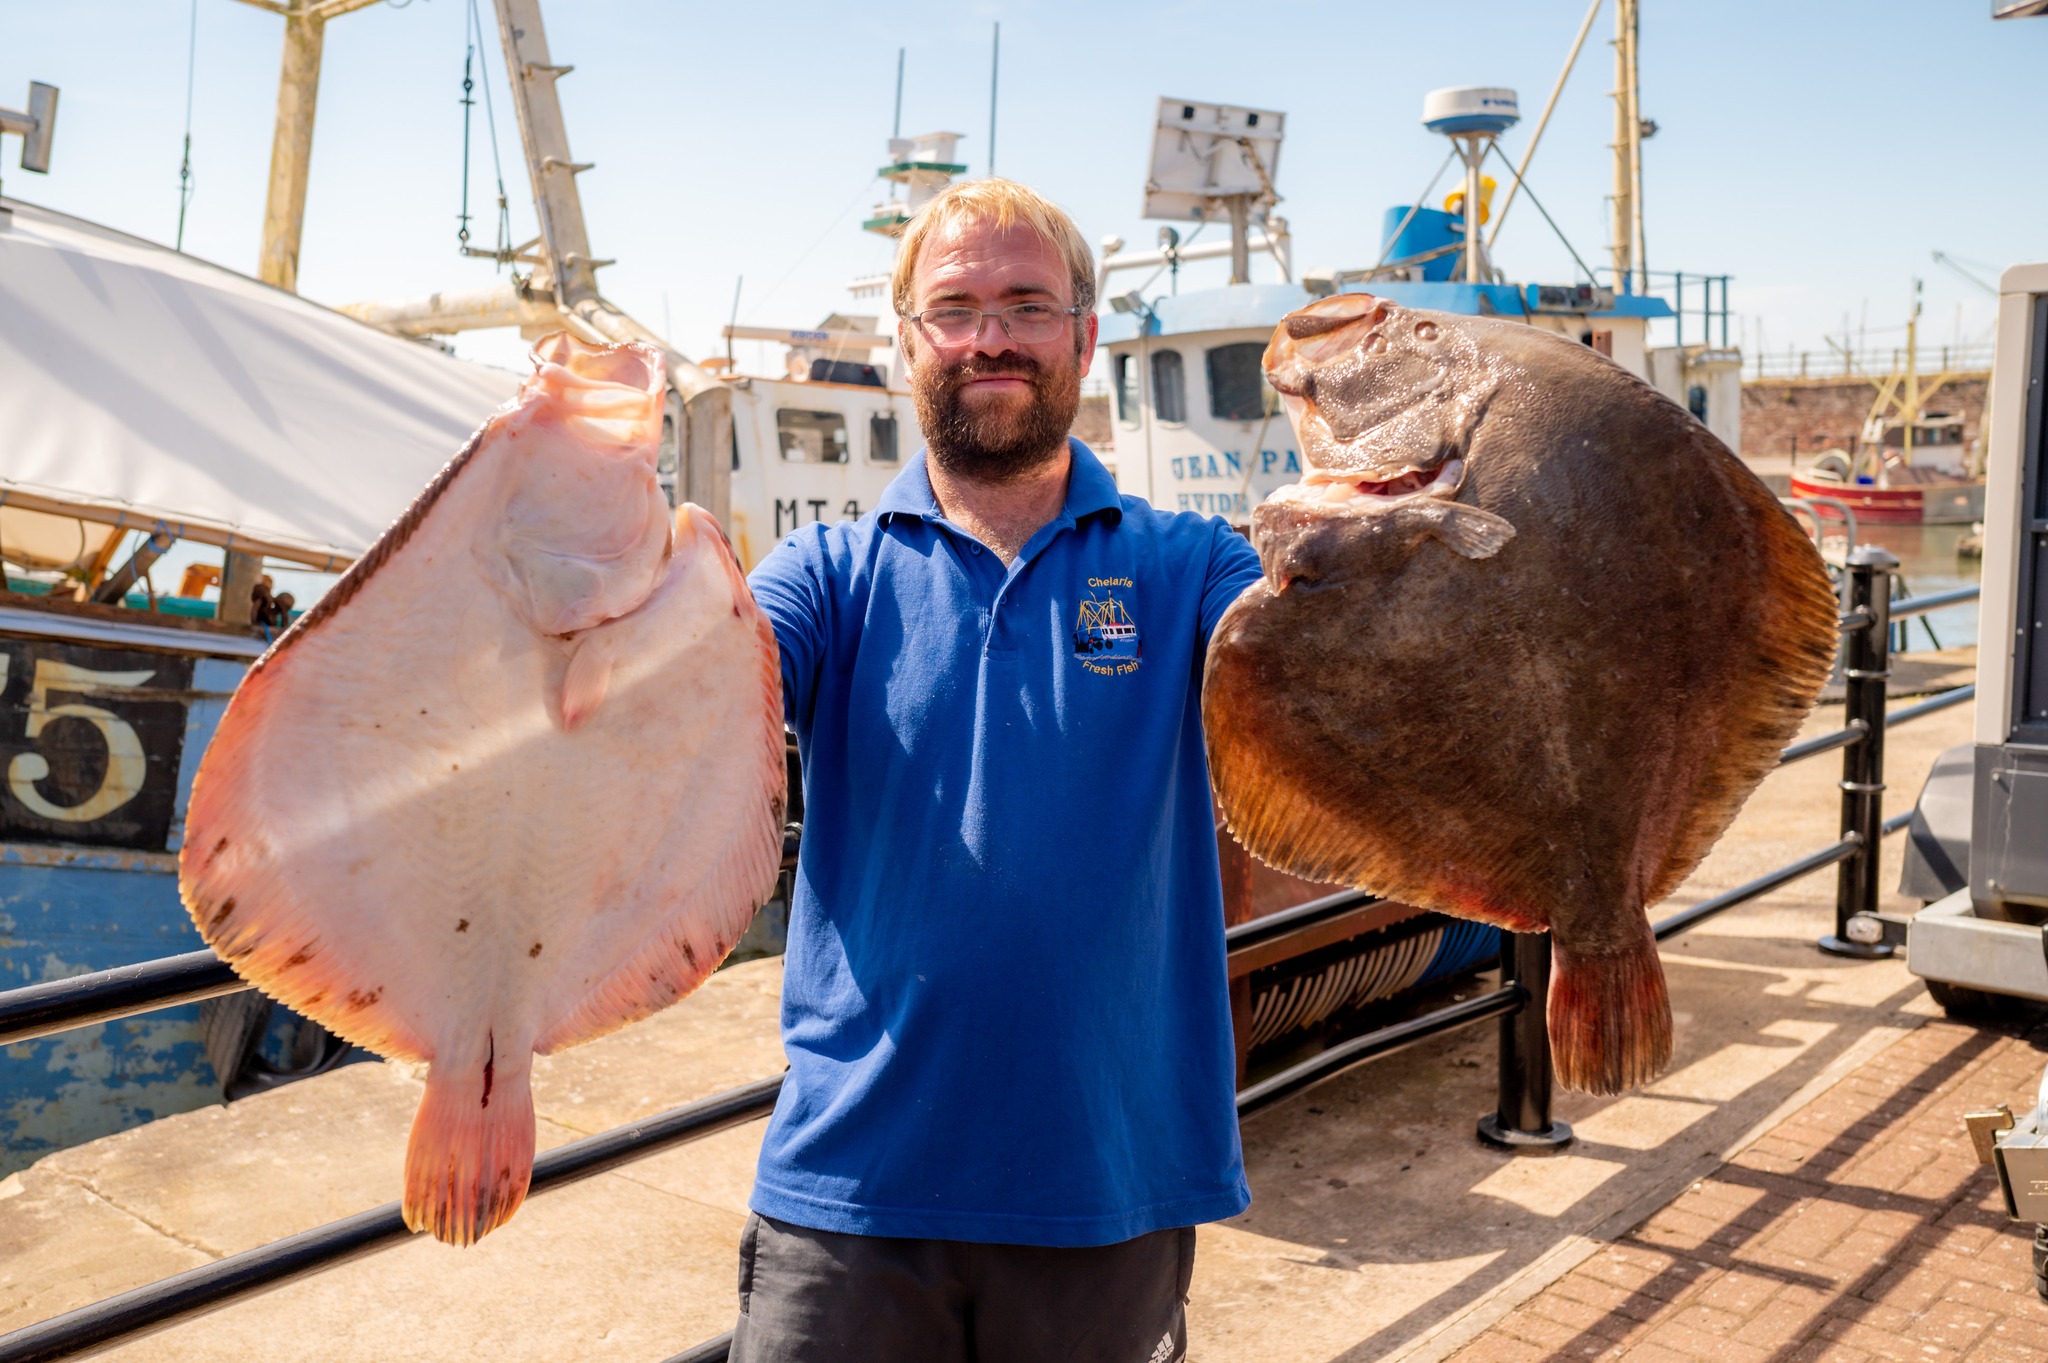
[906,303,1085,346]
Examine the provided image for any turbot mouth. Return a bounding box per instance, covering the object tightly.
[1265,458,1466,510]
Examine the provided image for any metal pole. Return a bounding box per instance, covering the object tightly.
[1623,0,1646,295]
[1608,0,1632,293]
[986,22,999,178]
[1460,138,1483,284]
[1821,545,1898,958]
[891,48,904,140]
[1227,195,1251,286]
[1477,932,1573,1151]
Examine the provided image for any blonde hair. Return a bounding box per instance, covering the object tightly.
[891,178,1096,319]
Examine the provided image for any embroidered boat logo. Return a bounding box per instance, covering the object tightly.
[1073,588,1141,675]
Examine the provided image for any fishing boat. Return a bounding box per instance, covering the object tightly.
[1099,83,1741,523]
[1789,463,1987,527]
[1788,281,1988,526]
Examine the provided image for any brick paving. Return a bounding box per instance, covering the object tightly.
[1446,1020,2048,1363]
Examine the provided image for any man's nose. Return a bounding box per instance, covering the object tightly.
[970,313,1019,357]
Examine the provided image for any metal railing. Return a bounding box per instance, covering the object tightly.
[0,550,1979,1363]
[1648,271,1732,352]
[1747,342,1996,381]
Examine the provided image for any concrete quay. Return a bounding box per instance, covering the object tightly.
[0,695,1995,1362]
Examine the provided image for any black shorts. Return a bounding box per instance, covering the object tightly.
[727,1212,1196,1363]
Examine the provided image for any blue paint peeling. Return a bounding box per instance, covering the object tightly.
[0,654,244,1173]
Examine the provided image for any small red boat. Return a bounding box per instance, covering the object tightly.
[1788,469,1986,526]
[1790,412,1987,526]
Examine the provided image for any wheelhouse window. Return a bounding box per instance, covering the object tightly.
[1206,342,1268,421]
[657,412,681,508]
[1114,353,1139,424]
[869,412,900,464]
[1151,349,1187,423]
[776,409,849,463]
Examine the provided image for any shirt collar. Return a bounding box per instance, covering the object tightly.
[878,439,1124,528]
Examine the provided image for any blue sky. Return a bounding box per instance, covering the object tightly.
[3,1,2043,378]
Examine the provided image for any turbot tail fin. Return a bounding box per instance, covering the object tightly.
[1547,923,1673,1096]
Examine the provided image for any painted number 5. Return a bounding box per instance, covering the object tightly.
[3,657,156,823]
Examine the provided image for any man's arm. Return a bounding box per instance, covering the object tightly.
[745,530,830,728]
[1198,520,1264,644]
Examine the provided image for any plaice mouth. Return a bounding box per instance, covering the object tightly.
[1265,458,1466,509]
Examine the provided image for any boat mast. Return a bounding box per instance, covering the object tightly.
[318,0,731,518]
[230,0,385,295]
[1902,279,1921,466]
[488,0,602,312]
[1608,0,1642,294]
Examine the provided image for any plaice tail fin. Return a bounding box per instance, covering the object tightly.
[403,1051,536,1247]
[1547,922,1673,1096]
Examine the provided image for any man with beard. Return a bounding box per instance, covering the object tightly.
[734,178,1261,1363]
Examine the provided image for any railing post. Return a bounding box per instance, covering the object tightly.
[1477,932,1573,1151]
[1821,545,1898,958]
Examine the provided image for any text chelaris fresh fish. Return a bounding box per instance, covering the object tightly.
[1203,293,1837,1095]
[180,335,786,1244]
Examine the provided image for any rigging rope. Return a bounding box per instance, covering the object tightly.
[457,32,474,249]
[460,0,514,265]
[740,175,885,323]
[1481,143,1599,288]
[175,0,198,251]
[1368,147,1458,276]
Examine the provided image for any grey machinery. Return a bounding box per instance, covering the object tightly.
[1894,259,2048,1297]
[1902,262,2048,1006]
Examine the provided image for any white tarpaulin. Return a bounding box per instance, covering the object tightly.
[0,198,523,570]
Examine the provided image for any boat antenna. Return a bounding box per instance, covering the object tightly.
[727,275,743,368]
[987,23,999,177]
[892,48,905,140]
[175,0,198,251]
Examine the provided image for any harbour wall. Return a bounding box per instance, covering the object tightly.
[1740,373,1989,463]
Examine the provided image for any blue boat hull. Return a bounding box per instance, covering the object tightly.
[0,630,247,1173]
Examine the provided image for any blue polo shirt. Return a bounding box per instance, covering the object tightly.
[744,440,1262,1247]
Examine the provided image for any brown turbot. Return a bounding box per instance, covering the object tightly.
[1203,293,1837,1095]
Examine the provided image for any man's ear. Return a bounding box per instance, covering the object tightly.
[1075,310,1100,377]
[897,316,919,370]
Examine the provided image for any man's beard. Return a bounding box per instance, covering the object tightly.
[910,347,1082,484]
